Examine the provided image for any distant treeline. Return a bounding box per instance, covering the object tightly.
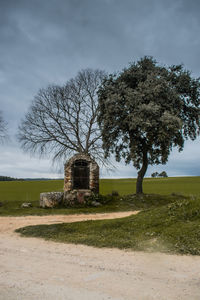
[0,176,25,181]
[0,176,63,181]
[23,178,64,181]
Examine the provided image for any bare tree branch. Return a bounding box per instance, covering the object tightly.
[18,69,107,165]
[0,111,7,143]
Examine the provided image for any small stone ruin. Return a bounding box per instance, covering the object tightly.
[40,153,99,208]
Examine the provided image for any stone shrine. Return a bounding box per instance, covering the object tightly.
[63,153,99,205]
[64,153,99,193]
[40,153,99,208]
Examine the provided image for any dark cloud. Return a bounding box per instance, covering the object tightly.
[0,0,200,177]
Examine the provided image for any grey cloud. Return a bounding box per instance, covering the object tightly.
[0,0,200,177]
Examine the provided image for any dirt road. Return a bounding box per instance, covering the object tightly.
[0,212,200,300]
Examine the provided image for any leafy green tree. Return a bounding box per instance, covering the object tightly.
[151,172,159,178]
[98,57,200,194]
[159,171,168,178]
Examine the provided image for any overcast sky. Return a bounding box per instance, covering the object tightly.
[0,0,200,178]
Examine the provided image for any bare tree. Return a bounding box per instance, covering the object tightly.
[0,111,7,143]
[18,69,106,164]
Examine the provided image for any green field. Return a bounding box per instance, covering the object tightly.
[101,177,200,195]
[0,177,200,216]
[2,176,200,255]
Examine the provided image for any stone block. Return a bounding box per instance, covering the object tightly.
[91,201,102,207]
[40,192,63,208]
[63,191,77,207]
[21,202,32,208]
[63,189,92,207]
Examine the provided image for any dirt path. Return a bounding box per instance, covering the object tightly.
[0,211,137,235]
[1,212,200,300]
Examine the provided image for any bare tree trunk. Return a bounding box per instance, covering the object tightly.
[136,150,148,194]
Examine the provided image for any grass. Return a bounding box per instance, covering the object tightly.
[0,177,200,216]
[16,195,200,255]
[0,180,63,216]
[1,176,200,255]
[101,177,200,195]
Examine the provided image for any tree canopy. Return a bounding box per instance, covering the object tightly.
[98,56,200,193]
[151,171,168,178]
[159,171,168,178]
[18,69,106,164]
[151,172,159,178]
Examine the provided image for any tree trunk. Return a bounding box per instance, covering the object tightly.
[136,150,148,194]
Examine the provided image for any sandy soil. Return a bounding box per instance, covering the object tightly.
[0,211,137,235]
[0,211,200,300]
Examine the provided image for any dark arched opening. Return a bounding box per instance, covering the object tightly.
[72,159,89,189]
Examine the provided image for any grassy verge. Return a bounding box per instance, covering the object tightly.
[0,193,184,216]
[0,177,200,216]
[16,195,200,255]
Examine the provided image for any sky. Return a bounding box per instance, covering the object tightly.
[0,0,200,179]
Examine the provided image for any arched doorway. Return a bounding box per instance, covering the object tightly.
[72,159,89,189]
